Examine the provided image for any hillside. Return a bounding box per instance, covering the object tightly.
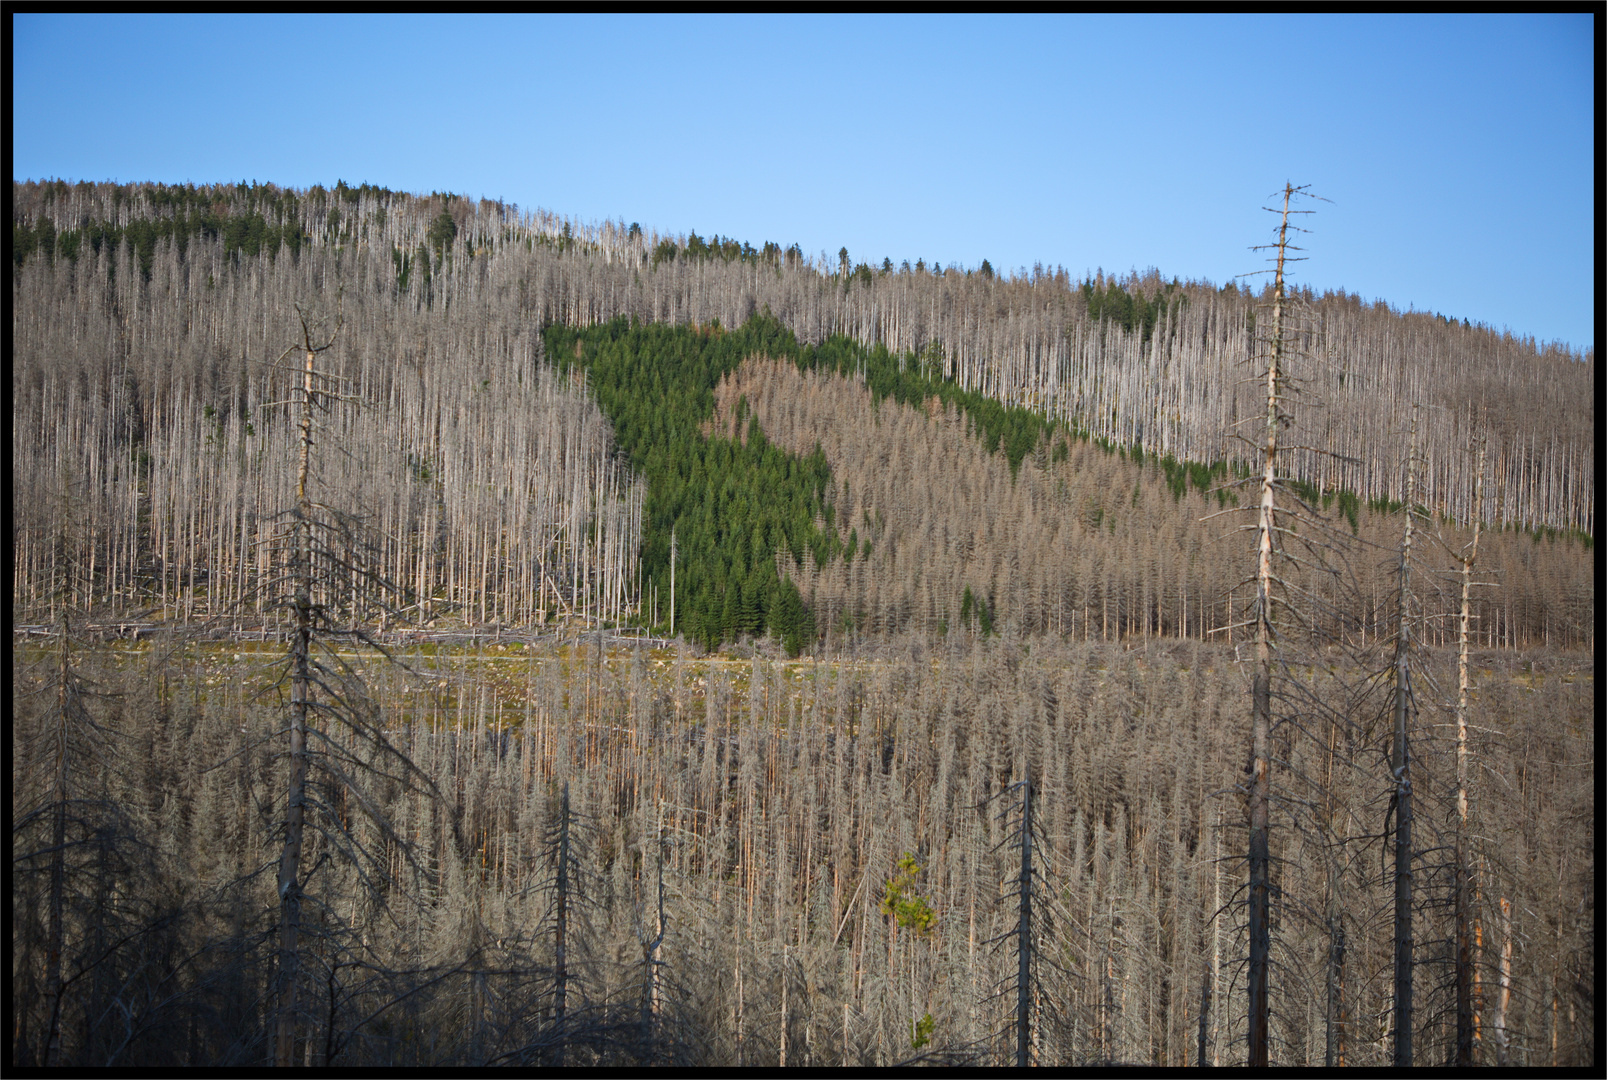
[11,178,1594,537]
[710,357,1590,650]
[11,178,1595,1068]
[11,179,1592,651]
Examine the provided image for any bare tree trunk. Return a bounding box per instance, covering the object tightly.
[1016,778,1033,1068]
[1248,184,1297,1069]
[1493,896,1512,1066]
[640,814,664,1055]
[276,341,317,1067]
[1390,411,1420,1068]
[552,781,571,1066]
[1455,440,1485,1066]
[1325,913,1346,1068]
[1199,804,1218,1066]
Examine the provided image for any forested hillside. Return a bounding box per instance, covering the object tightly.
[11,178,1594,1068]
[12,178,1594,537]
[711,357,1590,650]
[11,179,1591,650]
[13,202,643,630]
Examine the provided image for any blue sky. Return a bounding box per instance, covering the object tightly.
[13,13,1595,353]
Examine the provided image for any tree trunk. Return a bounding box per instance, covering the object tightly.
[1248,183,1296,1069]
[41,611,71,1067]
[1016,778,1033,1068]
[552,781,570,1066]
[276,343,317,1067]
[1455,440,1485,1066]
[640,816,664,1056]
[1494,896,1512,1066]
[1390,410,1419,1069]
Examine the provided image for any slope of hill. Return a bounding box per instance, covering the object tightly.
[12,179,1594,535]
[710,357,1590,651]
[11,223,642,628]
[12,176,1592,650]
[10,179,1594,1069]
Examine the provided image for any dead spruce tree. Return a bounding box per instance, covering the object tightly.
[1212,184,1368,1067]
[969,774,1071,1067]
[1451,436,1488,1066]
[262,302,438,1067]
[487,779,645,1066]
[10,473,181,1067]
[11,612,126,1067]
[1382,421,1498,1067]
[1385,408,1428,1067]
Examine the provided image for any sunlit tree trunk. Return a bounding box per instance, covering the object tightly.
[1455,439,1485,1066]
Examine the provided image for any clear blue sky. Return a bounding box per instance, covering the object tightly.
[13,13,1595,354]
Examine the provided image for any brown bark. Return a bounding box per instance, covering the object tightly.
[1247,183,1298,1069]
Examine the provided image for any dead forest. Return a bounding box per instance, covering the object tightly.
[10,179,1595,1067]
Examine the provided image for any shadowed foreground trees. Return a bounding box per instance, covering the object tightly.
[11,634,1591,1066]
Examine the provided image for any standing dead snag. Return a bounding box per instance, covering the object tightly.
[274,305,341,1067]
[1016,777,1033,1068]
[39,611,78,1068]
[978,774,1064,1067]
[1246,184,1308,1069]
[1210,182,1350,1067]
[552,782,573,1066]
[1454,437,1486,1066]
[638,810,666,1056]
[1388,408,1423,1068]
[264,300,436,1066]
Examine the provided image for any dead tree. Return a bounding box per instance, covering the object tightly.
[977,774,1070,1067]
[1386,409,1424,1068]
[551,782,574,1066]
[1016,776,1034,1068]
[263,302,437,1066]
[270,304,349,1066]
[1243,184,1311,1068]
[638,810,667,1055]
[35,611,81,1067]
[1453,437,1486,1066]
[1210,183,1363,1067]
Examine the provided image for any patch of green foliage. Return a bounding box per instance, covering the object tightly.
[546,314,1068,651]
[1081,275,1187,344]
[880,853,938,934]
[649,229,797,270]
[546,316,826,655]
[9,179,402,280]
[959,585,995,636]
